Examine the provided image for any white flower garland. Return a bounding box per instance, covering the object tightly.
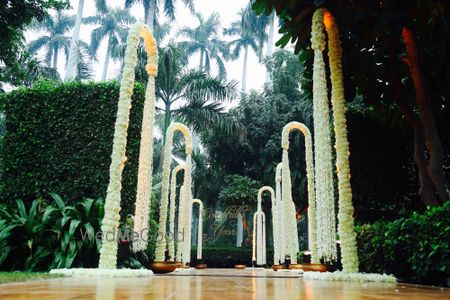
[192,199,203,260]
[254,187,274,266]
[168,164,185,261]
[176,184,186,262]
[304,271,396,283]
[181,153,193,264]
[281,122,315,264]
[132,26,158,253]
[155,122,192,262]
[50,268,153,278]
[98,23,157,268]
[275,163,284,264]
[311,9,337,263]
[322,8,359,272]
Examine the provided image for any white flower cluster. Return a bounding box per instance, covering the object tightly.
[281,122,315,264]
[168,164,185,261]
[50,268,154,278]
[311,10,338,263]
[181,153,193,263]
[254,187,274,266]
[274,163,284,265]
[304,271,397,283]
[155,122,193,262]
[99,23,157,268]
[192,199,204,260]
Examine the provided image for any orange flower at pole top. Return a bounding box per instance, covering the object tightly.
[323,10,333,29]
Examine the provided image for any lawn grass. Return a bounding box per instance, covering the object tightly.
[0,272,64,284]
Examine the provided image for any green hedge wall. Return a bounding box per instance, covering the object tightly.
[356,201,450,287]
[0,80,151,215]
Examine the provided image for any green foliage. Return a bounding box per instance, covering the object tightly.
[218,175,261,206]
[0,80,153,216]
[356,201,450,287]
[0,0,69,65]
[0,195,103,271]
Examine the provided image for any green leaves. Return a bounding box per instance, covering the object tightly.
[356,201,450,287]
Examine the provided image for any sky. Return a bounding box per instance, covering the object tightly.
[27,0,283,107]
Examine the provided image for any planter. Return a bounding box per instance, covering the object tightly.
[195,263,207,269]
[235,264,246,270]
[288,263,327,272]
[149,261,179,274]
[271,265,285,271]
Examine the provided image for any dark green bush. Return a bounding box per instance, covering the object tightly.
[190,246,273,267]
[356,201,450,287]
[0,80,153,215]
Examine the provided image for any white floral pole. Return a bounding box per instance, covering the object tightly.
[181,153,193,264]
[310,9,337,263]
[192,199,203,260]
[155,123,192,262]
[168,164,185,261]
[281,122,315,264]
[274,163,284,264]
[311,8,359,272]
[257,187,274,266]
[98,23,158,269]
[176,184,186,262]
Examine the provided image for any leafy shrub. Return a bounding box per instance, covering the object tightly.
[0,80,157,216]
[0,194,104,271]
[356,201,450,287]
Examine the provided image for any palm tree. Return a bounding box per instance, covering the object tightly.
[73,41,94,81]
[84,0,135,81]
[225,9,267,93]
[28,11,75,70]
[155,45,238,140]
[178,13,229,78]
[65,0,85,81]
[124,0,194,31]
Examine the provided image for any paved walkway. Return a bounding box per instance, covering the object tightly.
[0,268,448,299]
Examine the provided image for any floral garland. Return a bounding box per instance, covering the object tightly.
[192,199,203,260]
[98,23,157,269]
[176,184,186,262]
[155,122,192,262]
[304,271,396,283]
[168,164,185,261]
[310,9,337,263]
[133,26,158,253]
[181,152,193,264]
[281,122,315,264]
[257,187,274,266]
[324,8,359,272]
[275,163,284,264]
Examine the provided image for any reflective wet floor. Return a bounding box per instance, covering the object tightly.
[0,268,448,299]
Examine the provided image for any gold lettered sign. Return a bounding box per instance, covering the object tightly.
[205,205,252,244]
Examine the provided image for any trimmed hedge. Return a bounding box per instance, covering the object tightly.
[356,201,450,287]
[0,80,155,215]
[191,246,274,267]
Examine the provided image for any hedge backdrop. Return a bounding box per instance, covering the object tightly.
[0,80,158,215]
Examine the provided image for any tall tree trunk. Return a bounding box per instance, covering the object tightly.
[265,12,275,84]
[242,46,249,93]
[402,27,449,204]
[64,0,84,81]
[199,50,204,70]
[145,0,156,32]
[389,58,438,206]
[52,46,59,69]
[101,34,113,81]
